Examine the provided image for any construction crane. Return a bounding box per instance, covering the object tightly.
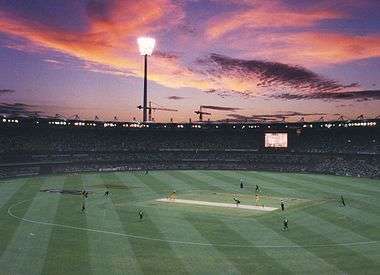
[194,106,212,122]
[137,101,178,122]
[54,114,66,120]
[298,117,305,123]
[336,114,346,121]
[194,105,240,122]
[68,114,80,120]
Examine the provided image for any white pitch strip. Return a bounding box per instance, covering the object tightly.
[156,198,278,211]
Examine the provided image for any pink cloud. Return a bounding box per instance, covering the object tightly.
[205,2,344,40]
[0,0,379,101]
[244,32,380,66]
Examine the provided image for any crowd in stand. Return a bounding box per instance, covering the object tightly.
[0,123,378,179]
[0,128,262,153]
[293,128,378,154]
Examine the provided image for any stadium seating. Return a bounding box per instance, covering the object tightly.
[0,118,379,178]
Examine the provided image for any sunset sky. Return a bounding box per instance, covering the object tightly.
[0,0,379,122]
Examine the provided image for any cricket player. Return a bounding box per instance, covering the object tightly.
[282,218,289,231]
[169,190,176,200]
[255,185,260,193]
[340,195,346,207]
[233,197,241,207]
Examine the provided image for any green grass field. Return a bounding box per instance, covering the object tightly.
[0,170,379,274]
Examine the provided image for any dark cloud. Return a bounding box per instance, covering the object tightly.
[336,104,353,108]
[154,51,179,60]
[0,102,43,117]
[202,105,240,111]
[225,114,278,122]
[204,89,216,94]
[167,96,185,100]
[195,53,350,93]
[203,89,240,98]
[177,25,197,35]
[0,89,15,94]
[271,90,380,101]
[224,111,327,122]
[276,111,327,117]
[345,82,360,88]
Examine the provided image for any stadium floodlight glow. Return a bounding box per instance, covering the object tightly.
[137,37,155,56]
[137,37,156,122]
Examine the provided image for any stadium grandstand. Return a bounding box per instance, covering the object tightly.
[1,116,379,179]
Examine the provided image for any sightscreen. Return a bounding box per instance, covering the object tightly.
[265,133,288,148]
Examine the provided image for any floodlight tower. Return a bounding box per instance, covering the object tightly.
[137,37,156,122]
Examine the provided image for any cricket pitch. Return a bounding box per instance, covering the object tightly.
[156,198,278,211]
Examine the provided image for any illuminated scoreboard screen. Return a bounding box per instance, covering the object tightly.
[265,133,288,148]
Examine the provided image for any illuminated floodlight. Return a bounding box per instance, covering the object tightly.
[137,37,156,122]
[137,37,156,56]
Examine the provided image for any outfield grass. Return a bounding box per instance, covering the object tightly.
[0,170,379,274]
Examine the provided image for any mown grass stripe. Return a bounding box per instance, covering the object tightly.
[223,217,343,274]
[294,173,379,197]
[283,173,373,198]
[0,178,27,209]
[301,173,380,192]
[102,172,189,275]
[0,178,43,257]
[0,176,64,275]
[296,210,379,262]
[238,170,321,199]
[161,170,219,192]
[197,170,241,192]
[41,174,91,275]
[148,205,242,274]
[235,171,311,198]
[343,196,380,214]
[184,213,291,274]
[167,171,225,192]
[255,172,333,198]
[319,203,380,234]
[83,173,143,275]
[178,170,228,192]
[256,210,377,274]
[294,210,379,269]
[303,201,380,241]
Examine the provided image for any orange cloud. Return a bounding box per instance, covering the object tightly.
[244,32,380,66]
[0,0,379,99]
[288,32,380,64]
[0,3,224,94]
[205,2,343,40]
[0,1,183,69]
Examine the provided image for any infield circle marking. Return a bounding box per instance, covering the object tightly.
[8,199,379,249]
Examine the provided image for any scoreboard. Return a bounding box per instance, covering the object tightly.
[265,133,288,148]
